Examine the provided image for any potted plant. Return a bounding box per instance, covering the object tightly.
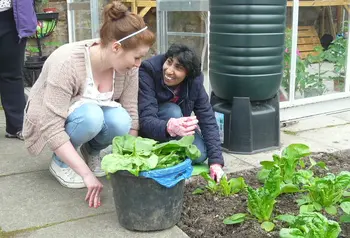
[323,37,347,91]
[282,29,309,97]
[300,46,328,97]
[101,135,200,231]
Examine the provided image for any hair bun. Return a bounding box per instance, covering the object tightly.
[104,1,128,22]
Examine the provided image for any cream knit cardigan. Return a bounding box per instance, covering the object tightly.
[23,39,139,155]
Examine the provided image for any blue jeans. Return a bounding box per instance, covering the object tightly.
[53,103,132,168]
[158,102,207,164]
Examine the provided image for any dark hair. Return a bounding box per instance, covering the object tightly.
[164,44,201,79]
[100,1,155,49]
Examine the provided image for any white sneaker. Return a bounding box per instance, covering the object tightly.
[80,144,106,177]
[49,160,86,189]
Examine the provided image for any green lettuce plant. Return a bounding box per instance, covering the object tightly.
[278,212,341,238]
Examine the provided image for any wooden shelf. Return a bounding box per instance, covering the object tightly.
[121,0,156,17]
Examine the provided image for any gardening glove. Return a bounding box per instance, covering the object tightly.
[166,116,198,137]
[210,164,225,182]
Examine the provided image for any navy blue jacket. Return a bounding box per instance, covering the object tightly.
[138,54,224,166]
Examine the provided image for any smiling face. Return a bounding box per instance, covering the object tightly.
[110,42,150,74]
[163,57,188,86]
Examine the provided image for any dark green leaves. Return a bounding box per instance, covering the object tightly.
[102,135,200,176]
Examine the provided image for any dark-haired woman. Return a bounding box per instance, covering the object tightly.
[23,0,155,208]
[138,44,225,182]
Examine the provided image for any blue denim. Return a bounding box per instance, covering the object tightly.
[53,103,132,168]
[158,102,207,164]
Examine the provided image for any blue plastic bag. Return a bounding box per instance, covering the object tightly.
[140,159,193,188]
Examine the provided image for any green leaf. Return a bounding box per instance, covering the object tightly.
[300,205,314,213]
[343,191,350,197]
[316,161,328,170]
[260,161,275,169]
[279,228,304,238]
[261,221,275,232]
[281,183,300,194]
[313,202,322,211]
[275,214,296,224]
[257,168,270,183]
[192,188,205,195]
[340,201,350,214]
[340,214,350,223]
[325,205,337,215]
[229,177,246,194]
[223,213,246,225]
[296,196,310,206]
[309,158,317,167]
[185,144,201,160]
[282,144,310,160]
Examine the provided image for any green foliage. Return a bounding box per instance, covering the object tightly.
[257,144,311,185]
[279,212,341,238]
[282,29,348,97]
[297,171,350,215]
[101,135,200,176]
[193,172,246,197]
[282,29,327,96]
[223,167,282,232]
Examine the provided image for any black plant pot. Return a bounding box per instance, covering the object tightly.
[23,56,47,87]
[111,170,185,231]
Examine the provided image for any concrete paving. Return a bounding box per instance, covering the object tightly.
[1,109,350,237]
[0,110,188,238]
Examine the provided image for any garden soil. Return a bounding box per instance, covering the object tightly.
[178,152,350,238]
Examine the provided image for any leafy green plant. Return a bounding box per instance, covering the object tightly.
[283,28,309,95]
[257,144,327,194]
[257,144,311,184]
[277,212,341,238]
[101,135,200,176]
[223,166,282,232]
[192,173,246,196]
[297,171,350,217]
[283,29,328,97]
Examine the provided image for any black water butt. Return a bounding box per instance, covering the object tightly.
[209,0,287,154]
[111,171,185,231]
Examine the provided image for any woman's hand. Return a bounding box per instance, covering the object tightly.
[129,129,138,137]
[167,116,198,137]
[55,142,104,208]
[209,164,225,182]
[83,173,104,208]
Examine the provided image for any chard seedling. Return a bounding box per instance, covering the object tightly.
[192,172,246,196]
[223,166,281,232]
[278,212,341,238]
[257,143,327,194]
[297,171,350,217]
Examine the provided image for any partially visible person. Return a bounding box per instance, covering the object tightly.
[0,0,37,140]
[23,0,155,208]
[138,44,225,182]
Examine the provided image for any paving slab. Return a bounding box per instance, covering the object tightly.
[281,115,348,132]
[223,130,339,168]
[0,133,51,177]
[227,149,277,168]
[222,152,256,173]
[296,124,350,151]
[0,170,115,232]
[332,111,350,122]
[9,213,188,238]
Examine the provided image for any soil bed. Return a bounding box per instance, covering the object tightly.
[178,152,350,238]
